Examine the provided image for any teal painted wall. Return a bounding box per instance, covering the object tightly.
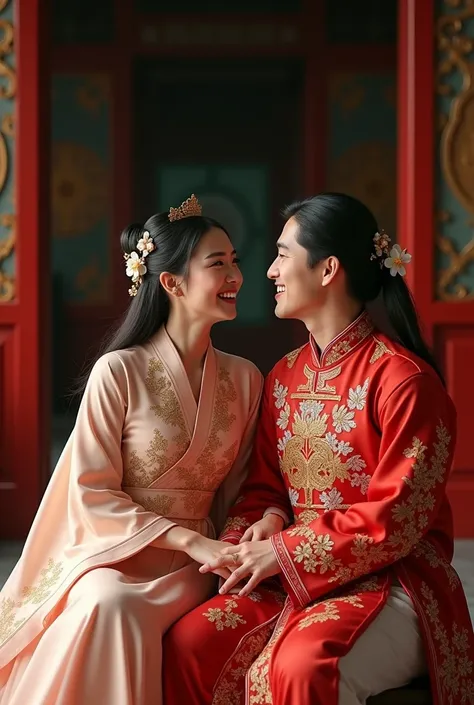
[327,71,397,239]
[157,165,269,324]
[51,74,111,304]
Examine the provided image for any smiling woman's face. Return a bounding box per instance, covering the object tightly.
[177,227,243,324]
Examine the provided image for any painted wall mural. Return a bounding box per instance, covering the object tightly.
[437,0,474,300]
[326,71,397,239]
[51,74,111,304]
[157,165,269,325]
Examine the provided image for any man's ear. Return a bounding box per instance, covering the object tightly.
[321,256,340,287]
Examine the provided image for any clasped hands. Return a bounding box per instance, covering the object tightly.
[200,513,284,597]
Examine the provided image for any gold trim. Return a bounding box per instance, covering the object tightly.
[436,2,474,300]
[0,0,15,303]
[437,230,474,300]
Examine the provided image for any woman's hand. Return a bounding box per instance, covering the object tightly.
[240,513,285,543]
[184,534,234,581]
[199,539,281,597]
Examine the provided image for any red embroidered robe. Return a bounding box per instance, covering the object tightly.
[217,311,474,705]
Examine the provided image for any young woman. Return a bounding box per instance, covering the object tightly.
[163,193,474,705]
[0,195,263,705]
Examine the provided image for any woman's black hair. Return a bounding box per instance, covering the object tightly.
[284,193,444,382]
[75,211,228,396]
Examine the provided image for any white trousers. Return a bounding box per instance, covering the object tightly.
[337,584,427,704]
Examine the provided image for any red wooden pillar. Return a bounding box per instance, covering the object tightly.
[398,0,474,536]
[397,0,434,343]
[0,0,50,538]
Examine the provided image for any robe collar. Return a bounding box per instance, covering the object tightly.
[309,310,374,368]
[149,326,216,441]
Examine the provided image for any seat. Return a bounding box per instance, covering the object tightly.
[367,676,432,705]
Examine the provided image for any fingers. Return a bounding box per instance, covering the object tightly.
[198,554,231,574]
[240,528,254,543]
[199,546,240,574]
[250,527,264,542]
[219,565,250,594]
[238,573,262,597]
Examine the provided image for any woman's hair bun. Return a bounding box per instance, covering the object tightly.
[120,223,144,254]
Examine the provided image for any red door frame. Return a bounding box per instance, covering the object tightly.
[0,0,50,538]
[398,0,474,537]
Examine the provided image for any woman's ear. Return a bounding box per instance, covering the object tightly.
[159,272,182,297]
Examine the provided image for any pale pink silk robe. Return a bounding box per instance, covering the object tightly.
[0,327,263,705]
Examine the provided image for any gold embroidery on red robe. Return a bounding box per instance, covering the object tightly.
[420,583,474,703]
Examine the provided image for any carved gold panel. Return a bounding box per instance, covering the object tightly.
[0,0,15,302]
[437,0,474,300]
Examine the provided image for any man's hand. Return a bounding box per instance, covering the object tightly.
[199,539,281,597]
[240,513,285,543]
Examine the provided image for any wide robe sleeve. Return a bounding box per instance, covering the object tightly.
[219,373,292,544]
[271,372,456,608]
[67,352,177,553]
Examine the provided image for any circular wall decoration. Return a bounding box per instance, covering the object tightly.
[198,192,247,251]
[327,141,396,234]
[52,141,108,238]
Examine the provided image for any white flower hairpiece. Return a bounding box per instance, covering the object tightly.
[370,230,411,277]
[123,230,155,296]
[384,244,412,277]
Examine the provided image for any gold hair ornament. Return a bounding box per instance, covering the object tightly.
[168,194,202,222]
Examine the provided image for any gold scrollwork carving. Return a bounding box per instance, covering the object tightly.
[0,0,15,303]
[436,0,474,300]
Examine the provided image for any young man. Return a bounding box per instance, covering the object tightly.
[162,194,474,705]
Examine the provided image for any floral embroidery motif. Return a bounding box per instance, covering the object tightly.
[247,602,292,705]
[289,527,338,574]
[146,359,188,440]
[182,367,237,492]
[298,593,363,629]
[370,338,394,364]
[221,516,250,536]
[123,358,190,487]
[276,402,290,430]
[288,488,299,506]
[0,559,63,647]
[139,493,176,516]
[275,371,371,511]
[297,577,379,629]
[204,599,246,631]
[420,583,474,703]
[21,559,63,606]
[285,345,305,369]
[414,539,461,591]
[319,487,344,511]
[287,422,450,582]
[248,591,263,602]
[278,387,373,505]
[212,624,276,705]
[0,598,23,646]
[347,378,369,411]
[298,509,321,525]
[332,404,356,433]
[273,380,288,409]
[323,315,373,366]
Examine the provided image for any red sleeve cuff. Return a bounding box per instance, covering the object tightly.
[271,532,311,607]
